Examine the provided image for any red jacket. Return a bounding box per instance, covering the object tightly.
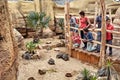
[72,35,81,44]
[106,24,114,40]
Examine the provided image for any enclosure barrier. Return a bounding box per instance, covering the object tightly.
[70,27,120,49]
[68,27,120,71]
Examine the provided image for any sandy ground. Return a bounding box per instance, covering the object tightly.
[17,38,97,80]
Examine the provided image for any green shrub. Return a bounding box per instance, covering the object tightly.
[26,41,36,53]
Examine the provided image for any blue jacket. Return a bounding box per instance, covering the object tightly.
[84,32,94,42]
[96,15,109,28]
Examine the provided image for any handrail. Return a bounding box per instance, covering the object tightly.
[70,27,120,34]
[70,27,120,49]
[80,39,120,49]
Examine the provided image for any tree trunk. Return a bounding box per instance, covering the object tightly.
[99,0,106,68]
[0,0,18,80]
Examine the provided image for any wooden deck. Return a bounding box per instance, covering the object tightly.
[71,47,120,72]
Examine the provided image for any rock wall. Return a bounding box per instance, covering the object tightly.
[0,0,17,80]
[41,0,54,25]
[8,0,55,27]
[113,7,120,25]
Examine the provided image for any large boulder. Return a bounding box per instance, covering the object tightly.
[13,28,25,49]
[42,27,55,38]
[113,7,120,25]
[55,26,63,34]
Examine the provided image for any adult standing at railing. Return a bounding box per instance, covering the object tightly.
[79,11,91,49]
[69,14,78,32]
[94,13,109,53]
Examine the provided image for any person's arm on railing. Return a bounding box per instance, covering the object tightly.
[88,32,94,42]
[86,18,91,28]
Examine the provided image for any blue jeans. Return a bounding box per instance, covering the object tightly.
[105,40,112,55]
[96,31,101,52]
[80,30,87,48]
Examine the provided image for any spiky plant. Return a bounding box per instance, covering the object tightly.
[81,68,91,80]
[90,76,97,80]
[106,60,112,80]
[104,59,120,80]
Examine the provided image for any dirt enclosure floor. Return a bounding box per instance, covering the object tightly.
[17,38,97,80]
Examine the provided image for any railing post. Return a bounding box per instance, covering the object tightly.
[99,0,106,68]
[64,0,72,56]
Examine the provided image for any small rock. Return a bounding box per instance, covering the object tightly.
[42,27,54,38]
[37,45,42,49]
[76,74,82,80]
[59,35,65,39]
[28,77,35,80]
[33,38,39,43]
[54,48,60,51]
[65,73,72,77]
[55,26,63,34]
[60,40,65,47]
[46,46,52,50]
[31,54,40,59]
[62,54,69,61]
[38,69,46,75]
[56,53,63,59]
[56,43,62,47]
[46,41,51,44]
[22,51,31,60]
[31,51,36,55]
[39,46,43,49]
[48,58,55,65]
[31,50,41,59]
[97,67,107,77]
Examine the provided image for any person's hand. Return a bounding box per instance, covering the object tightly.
[83,39,87,42]
[92,27,96,32]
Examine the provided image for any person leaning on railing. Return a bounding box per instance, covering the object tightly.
[83,28,96,51]
[79,11,91,49]
[94,13,109,53]
[69,14,78,32]
[105,18,114,56]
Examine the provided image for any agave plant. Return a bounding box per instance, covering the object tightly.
[81,68,91,80]
[106,60,112,80]
[90,75,97,80]
[97,59,120,80]
[26,41,36,53]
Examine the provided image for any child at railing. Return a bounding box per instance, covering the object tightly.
[72,31,81,48]
[83,28,96,51]
[79,11,91,49]
[106,18,114,56]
